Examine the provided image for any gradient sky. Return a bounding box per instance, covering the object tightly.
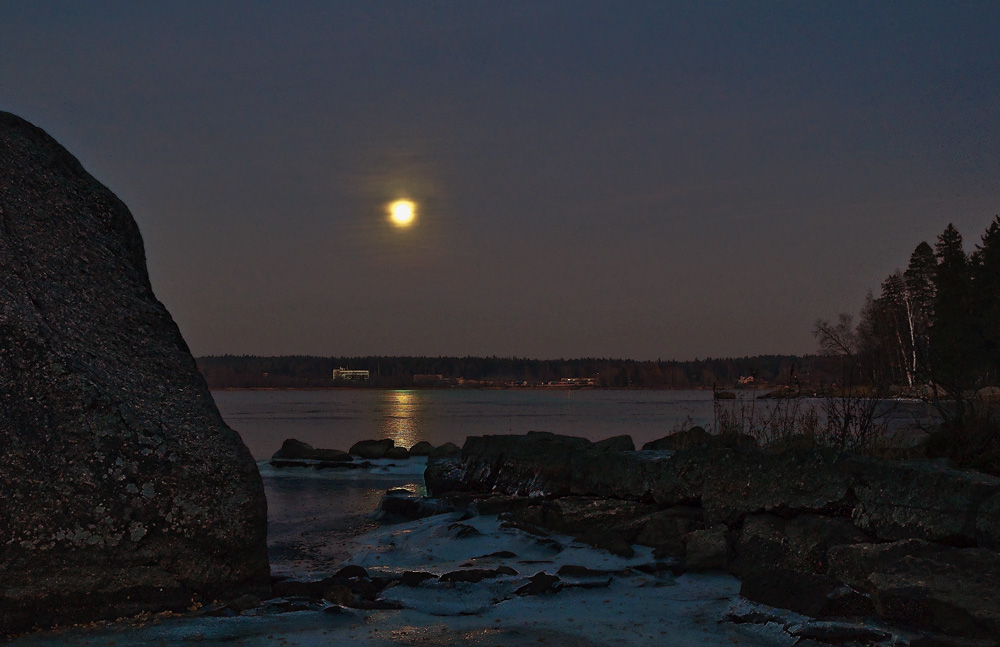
[3,1,998,360]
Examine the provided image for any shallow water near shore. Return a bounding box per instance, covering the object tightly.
[10,458,823,647]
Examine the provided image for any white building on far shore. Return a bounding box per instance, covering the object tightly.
[332,367,370,381]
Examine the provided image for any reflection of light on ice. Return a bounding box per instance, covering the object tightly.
[379,390,422,450]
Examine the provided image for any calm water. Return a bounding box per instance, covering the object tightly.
[212,389,717,460]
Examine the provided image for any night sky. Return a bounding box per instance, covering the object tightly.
[3,2,998,360]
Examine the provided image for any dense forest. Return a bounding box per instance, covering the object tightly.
[196,354,845,390]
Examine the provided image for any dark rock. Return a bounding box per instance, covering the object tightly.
[353,599,404,610]
[827,539,944,592]
[573,529,635,558]
[739,566,875,618]
[729,514,792,578]
[632,506,705,557]
[438,566,517,583]
[322,585,356,607]
[446,522,483,539]
[349,438,395,459]
[785,621,891,644]
[851,459,1000,545]
[436,433,691,503]
[869,558,1000,639]
[429,441,462,458]
[829,540,1000,638]
[424,456,471,495]
[642,426,714,450]
[377,494,452,522]
[385,446,410,460]
[731,513,870,578]
[515,572,561,596]
[335,565,369,579]
[399,571,437,587]
[408,441,436,456]
[474,495,543,516]
[643,426,759,452]
[684,525,730,572]
[475,551,518,560]
[910,635,1000,647]
[977,492,1000,550]
[272,438,353,462]
[561,578,613,590]
[0,112,269,635]
[701,448,856,525]
[592,434,635,452]
[557,565,614,577]
[714,391,737,400]
[784,514,873,574]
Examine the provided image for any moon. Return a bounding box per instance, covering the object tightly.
[389,200,416,227]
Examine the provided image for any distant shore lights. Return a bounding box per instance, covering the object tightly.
[388,199,416,227]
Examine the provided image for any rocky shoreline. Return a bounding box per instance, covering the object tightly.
[409,430,1000,645]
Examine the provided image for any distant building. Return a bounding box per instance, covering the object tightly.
[332,367,370,381]
[558,377,596,386]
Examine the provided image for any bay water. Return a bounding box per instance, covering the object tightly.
[213,388,718,461]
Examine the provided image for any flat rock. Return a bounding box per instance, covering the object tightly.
[828,539,1000,638]
[272,438,353,462]
[701,448,857,525]
[851,458,1000,545]
[0,112,269,635]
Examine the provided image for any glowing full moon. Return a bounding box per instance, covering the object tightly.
[389,200,416,227]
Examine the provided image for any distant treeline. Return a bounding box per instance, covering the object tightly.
[195,354,845,390]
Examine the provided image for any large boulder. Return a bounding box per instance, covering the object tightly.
[0,112,269,634]
[851,459,1000,545]
[700,448,857,525]
[829,540,1000,638]
[349,438,395,459]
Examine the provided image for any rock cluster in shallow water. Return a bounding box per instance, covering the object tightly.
[0,112,269,635]
[269,436,460,468]
[424,430,1000,642]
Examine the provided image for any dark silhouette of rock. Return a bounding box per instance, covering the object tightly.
[385,446,410,460]
[642,426,713,450]
[515,572,561,596]
[272,438,353,462]
[408,441,435,456]
[0,112,269,634]
[428,441,461,457]
[349,438,395,459]
[592,434,635,452]
[438,566,517,583]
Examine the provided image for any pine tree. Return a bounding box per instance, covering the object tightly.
[971,216,1000,382]
[930,223,976,419]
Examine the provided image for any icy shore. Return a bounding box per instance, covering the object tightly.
[4,457,831,647]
